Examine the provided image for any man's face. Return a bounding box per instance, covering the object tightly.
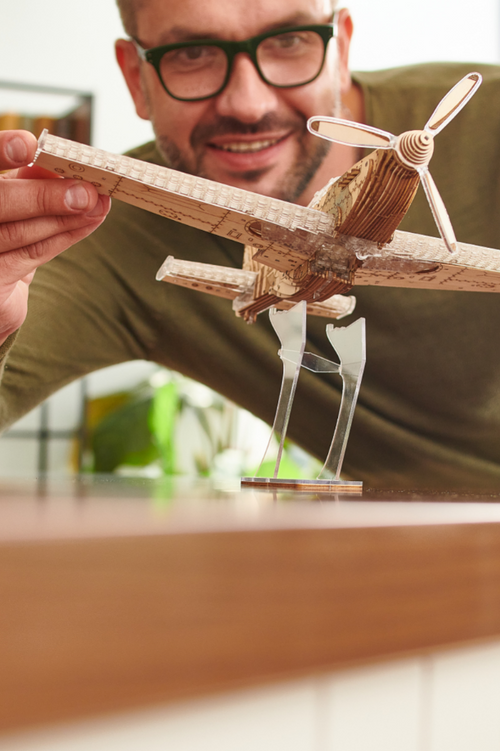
[117,0,352,202]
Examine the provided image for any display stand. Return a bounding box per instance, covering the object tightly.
[241,302,365,492]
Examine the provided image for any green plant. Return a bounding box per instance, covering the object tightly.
[86,368,320,478]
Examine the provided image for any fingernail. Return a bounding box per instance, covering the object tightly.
[6,136,28,164]
[65,183,90,210]
[86,195,107,217]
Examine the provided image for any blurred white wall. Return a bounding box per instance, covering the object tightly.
[1,2,153,152]
[1,1,498,153]
[348,0,499,71]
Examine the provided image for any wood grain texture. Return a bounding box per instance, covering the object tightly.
[2,520,500,732]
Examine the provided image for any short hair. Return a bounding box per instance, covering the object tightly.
[116,0,142,38]
[116,0,339,38]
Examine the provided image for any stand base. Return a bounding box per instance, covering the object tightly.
[240,477,363,493]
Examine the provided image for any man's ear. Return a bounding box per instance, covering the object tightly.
[335,8,354,94]
[115,39,151,120]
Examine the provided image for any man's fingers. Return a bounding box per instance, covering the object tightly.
[0,131,111,343]
[0,130,104,221]
[0,130,37,171]
[0,196,111,284]
[0,176,103,222]
[0,195,111,255]
[15,164,67,180]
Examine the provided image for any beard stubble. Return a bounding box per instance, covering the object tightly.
[153,112,331,203]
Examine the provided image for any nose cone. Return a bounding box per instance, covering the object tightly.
[396,130,434,168]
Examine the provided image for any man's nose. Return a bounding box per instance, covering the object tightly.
[214,53,279,122]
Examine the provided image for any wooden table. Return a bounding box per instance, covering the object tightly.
[1,475,500,735]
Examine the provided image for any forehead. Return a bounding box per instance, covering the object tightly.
[136,0,332,44]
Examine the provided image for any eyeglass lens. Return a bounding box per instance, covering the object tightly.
[159,29,326,99]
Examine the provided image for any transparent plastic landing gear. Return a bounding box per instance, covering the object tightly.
[241,301,365,493]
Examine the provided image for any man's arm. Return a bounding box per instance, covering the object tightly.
[0,130,110,345]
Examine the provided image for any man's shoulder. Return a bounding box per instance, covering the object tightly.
[353,61,500,90]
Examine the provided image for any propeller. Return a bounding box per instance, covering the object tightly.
[308,72,482,253]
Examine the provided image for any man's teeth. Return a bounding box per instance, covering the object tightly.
[218,139,279,153]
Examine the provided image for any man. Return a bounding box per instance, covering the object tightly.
[1,0,500,490]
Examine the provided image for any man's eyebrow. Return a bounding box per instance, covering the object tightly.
[260,13,327,33]
[155,27,222,44]
[154,15,328,45]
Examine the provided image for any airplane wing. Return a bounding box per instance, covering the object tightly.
[34,131,335,274]
[34,132,500,320]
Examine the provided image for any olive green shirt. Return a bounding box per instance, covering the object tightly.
[2,62,500,491]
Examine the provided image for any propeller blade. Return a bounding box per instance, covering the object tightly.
[307,117,394,149]
[420,169,457,253]
[425,72,482,135]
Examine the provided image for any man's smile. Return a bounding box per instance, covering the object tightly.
[210,136,285,153]
[201,130,297,177]
[134,0,351,202]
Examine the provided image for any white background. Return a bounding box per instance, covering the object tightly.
[1,0,499,153]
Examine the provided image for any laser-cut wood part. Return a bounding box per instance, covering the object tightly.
[308,72,483,254]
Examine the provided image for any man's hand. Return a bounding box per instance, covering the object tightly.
[0,130,111,345]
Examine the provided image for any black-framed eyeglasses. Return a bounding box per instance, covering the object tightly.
[133,21,337,102]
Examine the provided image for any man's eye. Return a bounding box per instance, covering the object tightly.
[276,34,303,47]
[169,46,217,66]
[182,46,207,60]
[262,31,314,54]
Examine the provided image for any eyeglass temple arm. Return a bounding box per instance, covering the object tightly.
[129,38,148,61]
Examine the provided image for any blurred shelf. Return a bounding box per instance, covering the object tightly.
[0,79,92,144]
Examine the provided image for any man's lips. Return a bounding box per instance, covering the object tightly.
[204,132,292,170]
[209,135,286,153]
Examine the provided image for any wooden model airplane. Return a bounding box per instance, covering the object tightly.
[157,70,483,321]
[33,71,500,329]
[31,71,500,490]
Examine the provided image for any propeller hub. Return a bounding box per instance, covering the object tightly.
[396,130,434,169]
